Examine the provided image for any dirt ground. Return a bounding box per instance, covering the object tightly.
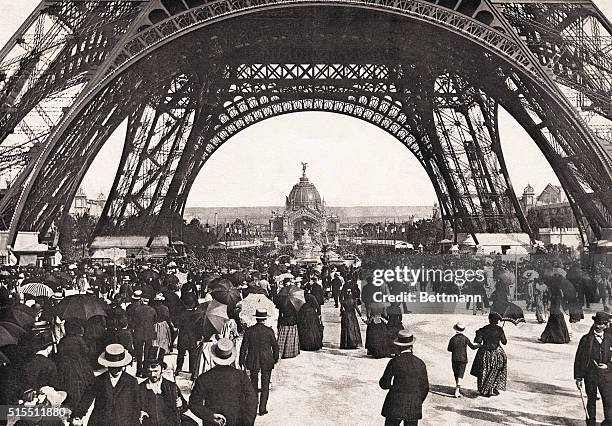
[164,300,602,425]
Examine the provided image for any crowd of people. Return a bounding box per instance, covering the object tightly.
[0,250,612,424]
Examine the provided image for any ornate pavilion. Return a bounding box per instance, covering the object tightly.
[271,163,339,244]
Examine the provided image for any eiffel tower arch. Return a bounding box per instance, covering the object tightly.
[2,0,612,248]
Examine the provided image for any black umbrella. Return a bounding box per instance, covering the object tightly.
[56,294,107,320]
[502,302,526,326]
[211,285,242,307]
[0,305,36,328]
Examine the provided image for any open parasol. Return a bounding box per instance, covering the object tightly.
[20,282,54,298]
[226,271,247,287]
[198,299,229,333]
[0,322,22,346]
[0,321,26,340]
[209,279,242,307]
[501,302,526,325]
[240,294,278,324]
[277,285,306,312]
[56,294,107,320]
[0,305,36,328]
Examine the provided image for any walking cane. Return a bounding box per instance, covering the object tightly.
[578,385,589,422]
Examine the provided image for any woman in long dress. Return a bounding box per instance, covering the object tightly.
[298,291,323,351]
[539,282,570,344]
[365,312,389,358]
[274,290,300,359]
[340,289,362,349]
[470,312,507,397]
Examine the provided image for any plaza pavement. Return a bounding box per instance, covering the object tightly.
[165,300,601,425]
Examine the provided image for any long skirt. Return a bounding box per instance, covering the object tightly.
[365,322,389,358]
[297,309,323,351]
[340,311,362,349]
[568,300,584,323]
[153,321,172,353]
[470,346,507,396]
[540,312,570,344]
[277,325,300,358]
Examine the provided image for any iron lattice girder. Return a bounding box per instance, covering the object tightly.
[166,72,523,237]
[98,75,197,234]
[0,1,146,174]
[0,60,162,238]
[3,0,612,244]
[496,1,612,169]
[431,74,521,234]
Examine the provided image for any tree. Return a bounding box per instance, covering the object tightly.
[57,212,97,261]
[74,213,97,259]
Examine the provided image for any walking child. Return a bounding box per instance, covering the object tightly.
[447,322,479,398]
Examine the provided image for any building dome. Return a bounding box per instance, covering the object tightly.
[523,183,534,195]
[287,166,322,211]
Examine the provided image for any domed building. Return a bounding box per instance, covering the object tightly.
[271,163,339,243]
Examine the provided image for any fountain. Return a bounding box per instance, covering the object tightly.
[294,228,323,262]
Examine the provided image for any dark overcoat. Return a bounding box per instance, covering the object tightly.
[74,371,140,426]
[239,322,279,372]
[379,351,429,421]
[189,365,257,426]
[138,377,187,426]
[132,304,157,341]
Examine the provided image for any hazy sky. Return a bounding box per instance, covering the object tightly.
[2,1,612,207]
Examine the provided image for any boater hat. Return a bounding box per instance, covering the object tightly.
[210,338,236,366]
[132,290,142,300]
[98,343,132,368]
[255,309,269,320]
[394,329,415,347]
[453,322,466,332]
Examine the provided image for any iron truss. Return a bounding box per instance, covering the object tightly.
[1,0,612,247]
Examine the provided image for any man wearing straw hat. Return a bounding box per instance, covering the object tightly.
[72,343,140,426]
[190,338,258,426]
[379,329,429,426]
[239,309,279,416]
[574,311,612,425]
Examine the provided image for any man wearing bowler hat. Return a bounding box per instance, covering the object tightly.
[190,338,257,426]
[139,346,194,426]
[239,309,279,416]
[379,329,429,426]
[72,343,140,426]
[575,311,612,425]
